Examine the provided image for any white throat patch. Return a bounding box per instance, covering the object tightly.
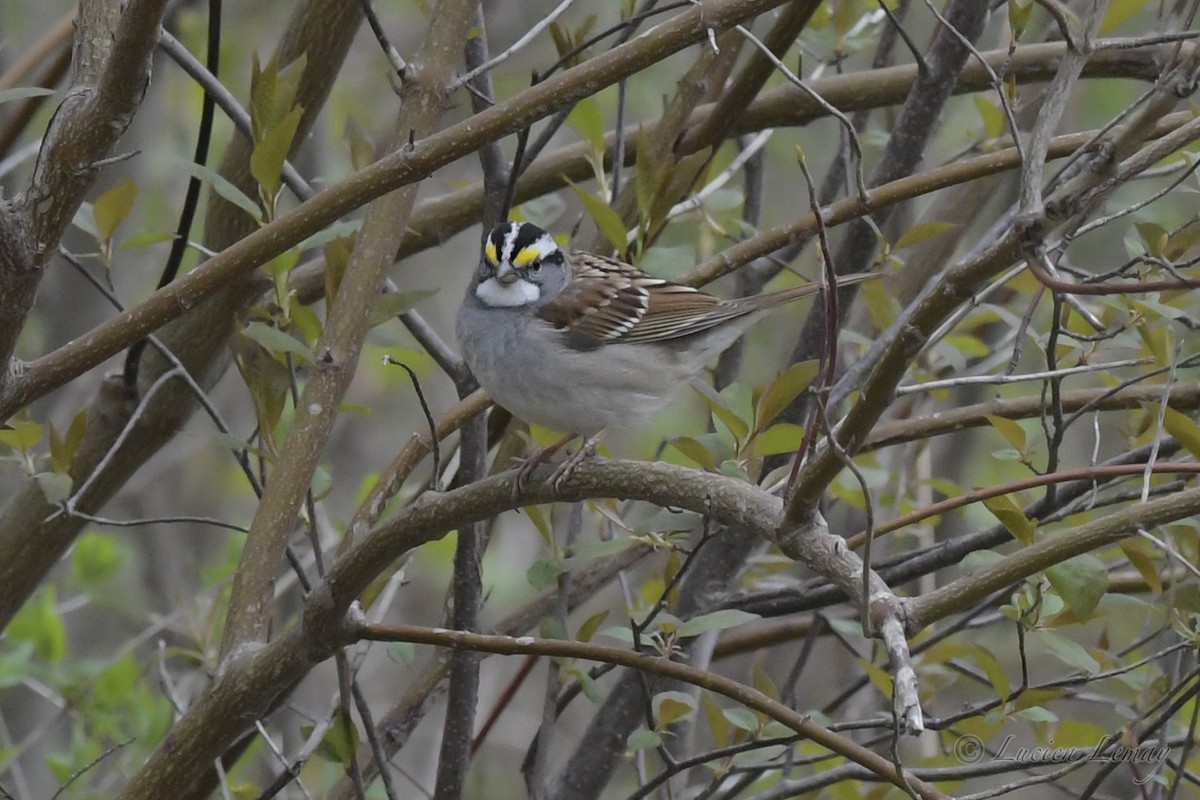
[476,277,539,307]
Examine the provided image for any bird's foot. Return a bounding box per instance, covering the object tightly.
[511,433,576,503]
[547,429,608,493]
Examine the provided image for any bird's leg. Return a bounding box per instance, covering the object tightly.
[548,428,608,492]
[512,432,577,501]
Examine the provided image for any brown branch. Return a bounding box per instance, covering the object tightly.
[218,0,478,657]
[785,43,1200,526]
[0,0,167,397]
[355,621,949,799]
[1,0,793,419]
[847,462,1200,551]
[905,484,1200,630]
[861,383,1200,451]
[392,39,1173,264]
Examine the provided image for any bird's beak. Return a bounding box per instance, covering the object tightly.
[494,262,518,285]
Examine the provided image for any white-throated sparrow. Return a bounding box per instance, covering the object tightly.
[456,222,870,486]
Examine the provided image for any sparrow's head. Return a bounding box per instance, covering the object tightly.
[472,222,567,308]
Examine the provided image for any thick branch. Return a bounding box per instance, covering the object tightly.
[906,485,1200,629]
[219,0,478,656]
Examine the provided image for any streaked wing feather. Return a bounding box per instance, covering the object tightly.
[538,248,874,347]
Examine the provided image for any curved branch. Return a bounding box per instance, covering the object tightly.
[356,621,948,799]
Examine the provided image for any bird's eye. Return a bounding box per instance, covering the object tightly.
[526,261,543,276]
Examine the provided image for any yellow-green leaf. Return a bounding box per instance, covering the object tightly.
[692,386,749,444]
[93,180,138,243]
[565,178,627,253]
[973,96,1005,138]
[576,609,609,643]
[567,97,606,155]
[986,415,1026,451]
[0,419,42,453]
[982,494,1036,545]
[251,104,304,202]
[653,691,695,728]
[670,436,717,470]
[1161,406,1200,460]
[750,423,805,457]
[894,221,960,252]
[970,644,1011,702]
[756,361,818,431]
[1008,0,1034,39]
[702,692,730,749]
[1119,538,1162,594]
[1100,0,1149,35]
[1046,554,1107,621]
[241,321,315,364]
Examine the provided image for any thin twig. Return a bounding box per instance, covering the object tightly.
[451,0,578,90]
[356,0,409,78]
[383,356,441,493]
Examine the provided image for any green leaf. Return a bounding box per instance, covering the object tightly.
[576,609,609,643]
[627,728,662,751]
[93,180,139,243]
[986,415,1026,451]
[0,419,42,453]
[250,52,307,137]
[982,494,1036,545]
[1046,554,1107,620]
[702,693,730,749]
[895,221,960,252]
[1134,222,1169,258]
[8,589,66,662]
[692,385,749,444]
[371,288,439,327]
[184,160,262,222]
[1037,630,1100,674]
[598,626,634,645]
[566,536,636,562]
[566,178,627,253]
[120,230,177,250]
[653,691,696,728]
[750,423,804,457]
[387,642,415,664]
[1161,407,1200,460]
[567,97,606,154]
[723,707,759,733]
[669,436,717,470]
[572,668,604,703]
[0,86,57,104]
[526,558,561,590]
[1100,0,1149,34]
[34,472,73,505]
[315,709,360,765]
[1119,538,1162,594]
[973,96,1005,139]
[240,321,316,364]
[1007,0,1034,39]
[1017,705,1059,724]
[251,104,304,203]
[310,464,332,501]
[756,361,818,431]
[344,115,376,171]
[970,645,1011,702]
[676,609,760,638]
[94,654,139,707]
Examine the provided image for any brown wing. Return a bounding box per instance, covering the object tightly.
[536,249,867,346]
[536,251,722,342]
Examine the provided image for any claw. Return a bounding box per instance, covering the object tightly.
[510,433,575,503]
[548,429,608,492]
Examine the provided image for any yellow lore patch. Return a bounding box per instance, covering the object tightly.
[484,241,498,264]
[512,246,540,268]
